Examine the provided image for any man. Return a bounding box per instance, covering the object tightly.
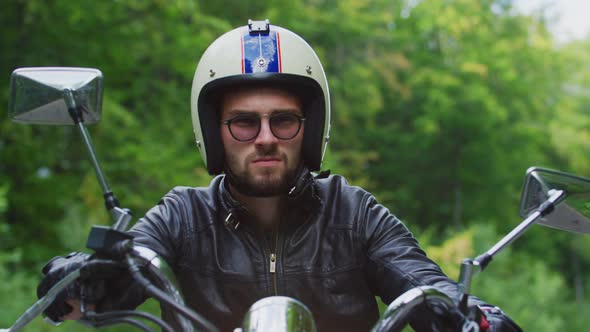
[38,20,520,331]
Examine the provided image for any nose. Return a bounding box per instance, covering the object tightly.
[254,118,278,145]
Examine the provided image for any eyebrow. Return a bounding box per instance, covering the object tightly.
[225,108,303,117]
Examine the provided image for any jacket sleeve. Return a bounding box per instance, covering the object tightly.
[128,189,191,269]
[361,195,459,294]
[361,194,521,331]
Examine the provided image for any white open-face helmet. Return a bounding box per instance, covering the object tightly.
[191,19,331,175]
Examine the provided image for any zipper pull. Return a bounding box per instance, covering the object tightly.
[270,253,276,273]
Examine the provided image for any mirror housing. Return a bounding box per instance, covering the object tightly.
[519,167,590,234]
[9,67,103,125]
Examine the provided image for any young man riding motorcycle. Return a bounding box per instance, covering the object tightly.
[38,20,521,332]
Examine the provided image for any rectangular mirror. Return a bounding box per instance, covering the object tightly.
[9,67,103,125]
[519,167,590,234]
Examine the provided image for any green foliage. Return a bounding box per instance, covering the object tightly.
[419,223,585,332]
[0,250,48,331]
[1,0,590,330]
[474,250,570,331]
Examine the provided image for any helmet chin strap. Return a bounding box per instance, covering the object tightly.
[223,162,306,198]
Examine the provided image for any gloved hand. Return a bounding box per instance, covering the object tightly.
[479,306,523,332]
[36,252,90,323]
[37,252,145,323]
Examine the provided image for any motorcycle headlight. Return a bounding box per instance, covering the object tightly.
[239,296,316,332]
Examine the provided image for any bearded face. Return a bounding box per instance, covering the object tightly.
[220,86,304,197]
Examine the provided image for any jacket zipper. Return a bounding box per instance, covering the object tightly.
[269,231,279,295]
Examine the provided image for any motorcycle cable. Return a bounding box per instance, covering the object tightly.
[125,254,220,332]
[74,257,175,332]
[86,316,154,332]
[83,310,173,332]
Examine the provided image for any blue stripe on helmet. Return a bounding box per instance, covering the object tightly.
[243,30,280,74]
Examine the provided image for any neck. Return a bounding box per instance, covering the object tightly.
[229,184,284,229]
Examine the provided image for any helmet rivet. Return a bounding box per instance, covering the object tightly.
[209,69,215,77]
[195,140,201,148]
[305,65,312,74]
[257,57,266,67]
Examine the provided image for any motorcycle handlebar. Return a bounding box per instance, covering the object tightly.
[371,286,465,332]
[1,244,206,332]
[3,249,471,332]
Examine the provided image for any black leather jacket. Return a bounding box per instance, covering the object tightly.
[128,172,497,331]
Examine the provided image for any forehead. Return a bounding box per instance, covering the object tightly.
[220,86,302,116]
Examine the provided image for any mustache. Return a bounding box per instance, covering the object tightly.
[249,145,280,159]
[246,149,286,163]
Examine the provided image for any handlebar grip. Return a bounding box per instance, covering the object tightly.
[371,286,458,332]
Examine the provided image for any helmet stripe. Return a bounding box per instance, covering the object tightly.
[240,33,245,74]
[242,30,281,74]
[276,31,282,72]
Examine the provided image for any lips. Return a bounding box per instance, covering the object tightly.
[253,157,281,163]
[251,156,282,167]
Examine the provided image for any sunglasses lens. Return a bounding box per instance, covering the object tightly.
[270,114,301,140]
[226,113,304,141]
[229,115,260,141]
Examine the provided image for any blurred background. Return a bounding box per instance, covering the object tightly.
[1,0,589,331]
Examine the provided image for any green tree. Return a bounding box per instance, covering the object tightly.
[2,0,590,331]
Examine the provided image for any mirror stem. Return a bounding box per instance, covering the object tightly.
[63,89,132,231]
[477,189,565,269]
[457,189,566,311]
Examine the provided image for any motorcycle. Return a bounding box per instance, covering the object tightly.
[3,67,590,332]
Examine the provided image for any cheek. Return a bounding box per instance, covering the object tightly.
[220,125,231,142]
[296,126,305,149]
[220,128,236,153]
[287,133,305,162]
[221,129,249,166]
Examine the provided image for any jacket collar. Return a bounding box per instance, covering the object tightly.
[218,167,326,230]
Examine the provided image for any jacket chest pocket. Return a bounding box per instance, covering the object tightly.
[282,226,364,274]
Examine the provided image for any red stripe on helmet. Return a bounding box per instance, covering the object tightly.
[240,33,245,74]
[276,31,282,73]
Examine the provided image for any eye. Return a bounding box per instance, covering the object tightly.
[272,113,298,127]
[232,115,259,127]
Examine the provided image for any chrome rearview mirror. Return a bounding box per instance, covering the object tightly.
[375,167,590,331]
[519,167,590,234]
[8,67,132,231]
[8,67,103,125]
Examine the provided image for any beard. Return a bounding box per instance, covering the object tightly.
[224,150,298,197]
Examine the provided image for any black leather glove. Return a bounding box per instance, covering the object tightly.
[80,257,145,313]
[479,306,523,332]
[36,252,90,323]
[37,252,145,323]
